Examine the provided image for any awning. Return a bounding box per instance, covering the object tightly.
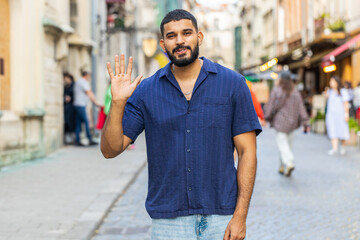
[322,33,360,67]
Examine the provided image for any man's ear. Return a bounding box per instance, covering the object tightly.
[160,39,166,52]
[197,31,204,46]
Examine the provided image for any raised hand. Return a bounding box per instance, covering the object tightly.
[106,54,143,101]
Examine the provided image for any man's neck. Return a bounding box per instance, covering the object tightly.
[172,58,203,82]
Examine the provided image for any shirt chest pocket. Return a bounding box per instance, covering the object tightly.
[201,97,230,129]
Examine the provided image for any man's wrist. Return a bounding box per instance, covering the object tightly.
[232,212,247,223]
[111,98,128,106]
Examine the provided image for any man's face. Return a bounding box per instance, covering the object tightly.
[160,19,203,67]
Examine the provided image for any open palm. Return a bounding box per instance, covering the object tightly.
[106,54,143,101]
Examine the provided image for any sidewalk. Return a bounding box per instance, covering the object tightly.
[93,128,360,240]
[0,134,147,240]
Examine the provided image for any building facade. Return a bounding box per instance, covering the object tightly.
[0,0,102,167]
[241,0,360,90]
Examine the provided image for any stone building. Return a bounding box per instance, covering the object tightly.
[0,0,101,167]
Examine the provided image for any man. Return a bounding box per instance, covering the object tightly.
[73,71,102,146]
[101,9,261,240]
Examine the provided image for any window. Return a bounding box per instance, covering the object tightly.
[70,0,78,30]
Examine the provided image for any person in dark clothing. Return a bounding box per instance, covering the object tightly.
[63,72,76,144]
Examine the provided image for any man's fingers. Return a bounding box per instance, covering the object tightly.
[106,62,114,78]
[126,57,133,75]
[120,53,125,74]
[223,228,230,240]
[115,55,120,75]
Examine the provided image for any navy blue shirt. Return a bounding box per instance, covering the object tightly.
[123,57,262,219]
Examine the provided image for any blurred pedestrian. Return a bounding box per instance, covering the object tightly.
[101,9,262,240]
[344,81,356,118]
[63,73,76,144]
[325,76,350,155]
[74,71,102,146]
[354,83,360,121]
[246,80,265,126]
[264,72,309,177]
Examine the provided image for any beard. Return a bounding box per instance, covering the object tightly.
[165,42,199,67]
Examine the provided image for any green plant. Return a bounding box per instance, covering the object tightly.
[319,13,330,19]
[328,19,345,32]
[349,117,360,132]
[310,111,325,124]
[114,18,124,28]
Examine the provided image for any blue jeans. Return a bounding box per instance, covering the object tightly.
[151,214,232,240]
[74,106,92,143]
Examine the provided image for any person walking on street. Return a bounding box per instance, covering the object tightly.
[63,73,76,144]
[325,76,350,155]
[74,71,102,146]
[264,72,309,177]
[101,9,262,240]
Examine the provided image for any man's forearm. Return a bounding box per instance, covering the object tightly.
[233,152,257,221]
[100,100,127,158]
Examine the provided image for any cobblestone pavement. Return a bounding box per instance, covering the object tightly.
[0,134,146,240]
[92,128,360,240]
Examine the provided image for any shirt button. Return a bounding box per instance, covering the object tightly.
[186,149,191,152]
[188,168,191,172]
[188,187,192,191]
[186,130,190,133]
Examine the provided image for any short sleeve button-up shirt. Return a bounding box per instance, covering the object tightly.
[123,57,262,219]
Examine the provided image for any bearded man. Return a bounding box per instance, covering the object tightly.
[101,9,261,240]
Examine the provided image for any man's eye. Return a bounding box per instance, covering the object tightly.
[185,32,191,35]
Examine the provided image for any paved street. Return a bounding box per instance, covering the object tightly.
[0,134,147,240]
[92,128,360,240]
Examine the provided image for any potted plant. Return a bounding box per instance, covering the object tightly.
[346,117,360,145]
[328,18,346,32]
[310,111,326,133]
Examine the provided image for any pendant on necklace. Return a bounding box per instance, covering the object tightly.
[183,91,192,96]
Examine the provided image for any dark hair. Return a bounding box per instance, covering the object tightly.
[344,81,352,89]
[279,71,294,97]
[81,71,89,77]
[331,75,342,94]
[63,72,74,82]
[160,9,198,37]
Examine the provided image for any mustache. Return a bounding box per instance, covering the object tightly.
[172,45,191,54]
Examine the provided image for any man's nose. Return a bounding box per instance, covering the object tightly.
[176,35,185,45]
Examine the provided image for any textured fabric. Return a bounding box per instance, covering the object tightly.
[325,89,350,140]
[74,78,90,107]
[276,131,294,167]
[151,214,232,240]
[122,57,262,219]
[264,86,309,133]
